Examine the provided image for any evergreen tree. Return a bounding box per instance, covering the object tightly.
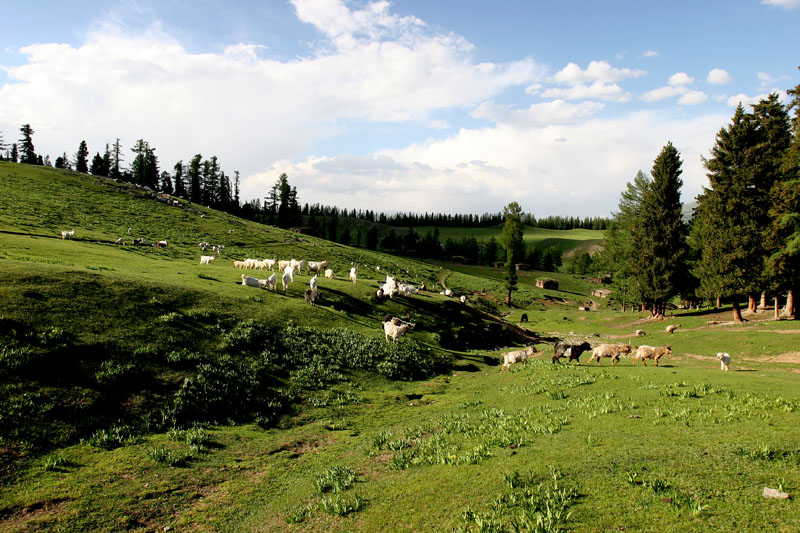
[130,140,158,188]
[74,140,89,173]
[159,170,173,194]
[629,142,689,316]
[10,143,18,163]
[696,99,790,321]
[500,202,524,305]
[173,161,186,197]
[599,170,652,311]
[90,152,105,175]
[365,226,379,250]
[110,138,123,180]
[233,171,241,212]
[187,154,203,203]
[18,124,37,164]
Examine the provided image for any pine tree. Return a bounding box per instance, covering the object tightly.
[500,202,524,306]
[233,171,241,212]
[173,161,186,197]
[188,154,203,203]
[10,143,18,163]
[75,140,89,173]
[18,124,37,164]
[90,152,105,175]
[598,170,651,311]
[159,171,173,194]
[696,98,790,321]
[629,142,689,316]
[110,139,123,180]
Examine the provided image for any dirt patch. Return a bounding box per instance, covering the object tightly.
[0,498,71,531]
[682,353,717,361]
[743,352,800,364]
[269,437,331,457]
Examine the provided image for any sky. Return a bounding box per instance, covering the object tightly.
[1,0,799,218]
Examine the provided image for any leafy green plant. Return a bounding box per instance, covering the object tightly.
[315,465,356,494]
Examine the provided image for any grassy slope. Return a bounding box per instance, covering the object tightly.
[414,225,605,254]
[1,162,799,531]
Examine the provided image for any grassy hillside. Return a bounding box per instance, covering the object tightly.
[414,225,605,255]
[1,162,799,532]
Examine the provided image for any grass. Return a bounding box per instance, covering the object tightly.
[1,162,799,531]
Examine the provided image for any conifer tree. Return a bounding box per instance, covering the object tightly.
[75,140,89,173]
[187,154,202,203]
[110,139,123,180]
[10,143,18,163]
[173,161,186,197]
[500,202,524,305]
[18,124,37,164]
[696,98,790,321]
[90,152,105,175]
[630,142,688,316]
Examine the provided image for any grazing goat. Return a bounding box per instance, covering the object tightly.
[266,273,277,291]
[61,229,75,240]
[520,313,528,323]
[241,274,263,288]
[281,271,292,292]
[665,324,681,334]
[233,260,246,269]
[307,260,328,275]
[382,316,414,343]
[263,258,276,271]
[283,264,295,283]
[156,240,168,248]
[349,265,358,284]
[383,276,398,298]
[200,255,216,265]
[309,274,318,293]
[633,345,672,366]
[460,295,467,304]
[278,259,292,272]
[635,329,646,337]
[501,346,537,372]
[587,343,632,366]
[716,352,731,371]
[324,268,334,279]
[552,341,592,364]
[304,288,319,305]
[115,238,125,245]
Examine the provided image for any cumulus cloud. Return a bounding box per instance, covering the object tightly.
[669,72,694,86]
[640,50,659,58]
[541,82,631,102]
[471,99,604,127]
[550,60,645,85]
[428,119,451,130]
[726,92,772,107]
[678,90,709,106]
[706,68,733,85]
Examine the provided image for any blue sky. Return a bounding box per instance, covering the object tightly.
[2,0,799,217]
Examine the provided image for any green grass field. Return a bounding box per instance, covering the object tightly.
[1,162,798,532]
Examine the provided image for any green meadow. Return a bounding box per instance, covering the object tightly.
[1,162,798,532]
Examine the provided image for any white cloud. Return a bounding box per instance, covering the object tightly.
[428,119,451,130]
[761,0,800,8]
[641,85,683,102]
[640,50,659,58]
[678,90,709,106]
[706,68,733,85]
[669,72,694,86]
[471,99,605,127]
[541,82,631,103]
[726,92,772,107]
[550,60,645,85]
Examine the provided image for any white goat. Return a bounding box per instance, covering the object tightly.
[460,295,467,304]
[281,271,292,292]
[278,259,292,272]
[266,273,277,291]
[307,260,328,275]
[61,229,75,240]
[324,268,335,279]
[501,345,537,372]
[716,352,731,371]
[665,324,681,334]
[241,274,262,288]
[156,240,168,248]
[233,260,246,269]
[283,264,295,283]
[309,274,318,293]
[200,255,216,265]
[263,258,276,271]
[349,265,358,284]
[382,317,414,343]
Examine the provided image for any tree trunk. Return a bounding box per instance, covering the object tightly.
[505,289,512,306]
[716,296,721,308]
[747,295,757,314]
[732,299,744,323]
[622,300,626,313]
[774,297,780,320]
[759,291,767,309]
[784,290,795,319]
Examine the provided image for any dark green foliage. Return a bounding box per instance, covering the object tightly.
[129,139,159,189]
[87,422,142,450]
[75,140,89,173]
[18,124,37,164]
[500,202,524,305]
[630,142,689,314]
